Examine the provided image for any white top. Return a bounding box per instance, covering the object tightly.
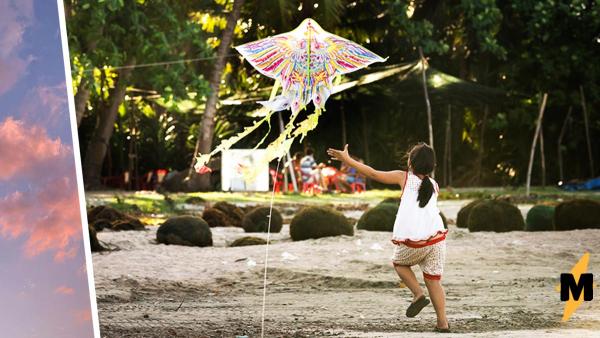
[392,171,446,242]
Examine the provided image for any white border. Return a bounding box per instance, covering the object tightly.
[56,1,101,337]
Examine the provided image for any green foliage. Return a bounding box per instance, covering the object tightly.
[525,205,555,231]
[242,207,283,233]
[357,203,397,231]
[156,216,213,247]
[290,206,353,241]
[554,199,600,231]
[71,0,600,186]
[467,200,525,232]
[230,236,268,247]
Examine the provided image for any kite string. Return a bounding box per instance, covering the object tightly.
[81,54,238,73]
[260,157,281,338]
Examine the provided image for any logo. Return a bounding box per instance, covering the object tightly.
[558,252,594,321]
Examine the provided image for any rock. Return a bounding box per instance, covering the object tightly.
[242,207,283,233]
[290,206,353,241]
[230,236,268,247]
[525,205,555,231]
[156,216,213,247]
[467,200,525,232]
[554,199,600,230]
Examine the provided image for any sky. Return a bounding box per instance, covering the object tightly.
[0,0,94,337]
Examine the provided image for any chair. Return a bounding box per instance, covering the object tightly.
[349,174,366,193]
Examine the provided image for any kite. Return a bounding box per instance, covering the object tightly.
[195,18,387,173]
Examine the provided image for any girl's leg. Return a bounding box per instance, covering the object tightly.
[393,265,424,302]
[424,278,448,329]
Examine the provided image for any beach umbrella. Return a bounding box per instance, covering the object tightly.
[195,18,386,172]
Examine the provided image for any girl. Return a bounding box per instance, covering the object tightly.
[327,142,449,332]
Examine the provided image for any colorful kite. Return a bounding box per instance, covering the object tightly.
[195,18,386,173]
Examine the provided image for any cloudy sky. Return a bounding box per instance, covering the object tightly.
[0,0,94,337]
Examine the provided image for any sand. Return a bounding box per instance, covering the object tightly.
[92,200,600,337]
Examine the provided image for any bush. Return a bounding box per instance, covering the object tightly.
[230,236,267,247]
[467,200,525,232]
[378,197,401,208]
[185,196,205,204]
[242,207,283,233]
[554,199,600,231]
[357,203,397,231]
[290,206,353,241]
[213,201,244,228]
[525,205,555,231]
[87,205,145,231]
[89,225,105,252]
[156,216,213,247]
[440,212,448,229]
[89,219,112,232]
[456,199,484,228]
[202,208,229,227]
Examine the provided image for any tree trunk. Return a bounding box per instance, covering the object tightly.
[360,108,370,164]
[579,85,595,177]
[444,104,451,186]
[190,0,245,190]
[539,127,546,187]
[526,93,548,196]
[476,105,488,185]
[82,59,135,189]
[557,106,572,182]
[418,47,435,178]
[340,99,347,147]
[361,108,370,189]
[75,80,91,126]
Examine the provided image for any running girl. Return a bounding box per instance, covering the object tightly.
[327,142,449,332]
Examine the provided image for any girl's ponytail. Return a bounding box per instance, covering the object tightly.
[417,175,434,208]
[407,142,436,208]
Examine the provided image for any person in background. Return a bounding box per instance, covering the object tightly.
[300,148,324,189]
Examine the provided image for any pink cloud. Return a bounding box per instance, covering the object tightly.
[73,309,92,324]
[0,118,71,180]
[0,177,82,262]
[0,0,34,95]
[54,286,75,295]
[0,118,82,261]
[0,57,30,95]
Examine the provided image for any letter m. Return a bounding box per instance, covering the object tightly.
[560,273,593,301]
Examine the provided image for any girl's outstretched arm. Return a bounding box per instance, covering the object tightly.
[327,144,405,186]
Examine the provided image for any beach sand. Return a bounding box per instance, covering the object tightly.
[92,200,600,337]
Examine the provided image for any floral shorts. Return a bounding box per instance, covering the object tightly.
[391,240,446,280]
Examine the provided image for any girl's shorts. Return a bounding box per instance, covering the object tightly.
[391,240,446,280]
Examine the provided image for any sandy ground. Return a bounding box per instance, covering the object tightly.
[92,200,600,337]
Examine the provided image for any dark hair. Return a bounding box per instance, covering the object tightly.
[408,143,436,208]
[305,148,314,156]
